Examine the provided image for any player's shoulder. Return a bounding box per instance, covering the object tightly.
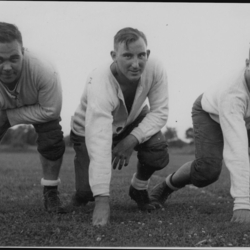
[145,55,165,71]
[23,49,58,76]
[87,60,113,84]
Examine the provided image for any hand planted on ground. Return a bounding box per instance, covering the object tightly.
[231,209,250,224]
[92,196,110,227]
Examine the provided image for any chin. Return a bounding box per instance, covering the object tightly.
[131,78,140,83]
[128,75,140,82]
[1,79,15,84]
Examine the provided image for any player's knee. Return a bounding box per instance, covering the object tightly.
[34,119,65,161]
[190,157,222,187]
[137,142,169,170]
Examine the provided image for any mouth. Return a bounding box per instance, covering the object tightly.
[130,70,140,75]
[2,73,14,79]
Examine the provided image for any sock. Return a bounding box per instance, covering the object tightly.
[131,173,150,190]
[41,178,61,186]
[165,173,180,191]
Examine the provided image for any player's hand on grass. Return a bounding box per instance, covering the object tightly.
[231,209,250,224]
[112,134,138,170]
[92,196,110,227]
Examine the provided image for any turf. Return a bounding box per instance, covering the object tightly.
[0,147,250,247]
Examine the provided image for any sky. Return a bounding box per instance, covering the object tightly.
[1,2,250,140]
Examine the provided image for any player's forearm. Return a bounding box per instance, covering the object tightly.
[131,108,168,144]
[6,104,61,126]
[86,132,113,197]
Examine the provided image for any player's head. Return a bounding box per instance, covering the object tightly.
[0,22,24,85]
[113,27,147,51]
[111,27,150,83]
[0,22,23,47]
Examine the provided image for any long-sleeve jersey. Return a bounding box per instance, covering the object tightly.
[201,66,250,211]
[71,56,169,196]
[0,49,62,126]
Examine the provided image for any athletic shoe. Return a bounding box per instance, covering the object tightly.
[149,181,173,208]
[129,185,156,211]
[43,187,67,213]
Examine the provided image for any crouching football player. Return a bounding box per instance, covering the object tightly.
[150,54,250,224]
[70,27,170,226]
[0,22,66,213]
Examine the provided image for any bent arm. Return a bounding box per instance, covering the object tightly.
[131,61,169,143]
[7,72,62,125]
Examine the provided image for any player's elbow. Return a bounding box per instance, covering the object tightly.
[158,109,168,126]
[42,106,61,120]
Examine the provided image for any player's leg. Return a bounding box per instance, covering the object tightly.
[33,118,66,213]
[70,130,94,206]
[130,129,169,210]
[150,94,224,207]
[111,105,169,210]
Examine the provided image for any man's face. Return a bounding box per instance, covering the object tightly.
[0,40,24,85]
[111,37,150,83]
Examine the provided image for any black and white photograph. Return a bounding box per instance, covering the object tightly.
[0,1,250,248]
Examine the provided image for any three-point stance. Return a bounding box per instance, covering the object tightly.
[70,27,169,226]
[150,55,250,224]
[0,22,66,213]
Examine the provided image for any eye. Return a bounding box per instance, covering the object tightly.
[10,57,20,63]
[10,59,18,63]
[123,54,132,59]
[138,53,146,59]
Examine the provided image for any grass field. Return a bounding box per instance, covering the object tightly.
[0,147,250,247]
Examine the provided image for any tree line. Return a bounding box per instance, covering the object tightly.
[1,125,193,148]
[0,125,194,149]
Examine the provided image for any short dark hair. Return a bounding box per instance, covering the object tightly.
[0,22,23,46]
[114,27,147,50]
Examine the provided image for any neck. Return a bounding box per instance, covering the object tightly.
[2,79,19,91]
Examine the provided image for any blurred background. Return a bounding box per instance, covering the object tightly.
[1,2,250,148]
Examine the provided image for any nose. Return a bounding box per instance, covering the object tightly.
[131,58,139,69]
[3,62,12,72]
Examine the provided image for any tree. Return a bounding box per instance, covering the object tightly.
[164,127,178,141]
[164,126,187,148]
[186,127,194,144]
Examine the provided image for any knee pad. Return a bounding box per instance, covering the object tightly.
[137,142,169,170]
[190,157,222,187]
[34,119,65,161]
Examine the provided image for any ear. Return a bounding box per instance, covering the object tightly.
[246,59,249,67]
[245,68,250,92]
[21,47,25,55]
[110,51,116,61]
[146,49,150,59]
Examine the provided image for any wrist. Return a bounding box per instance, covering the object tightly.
[95,195,109,203]
[129,134,139,147]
